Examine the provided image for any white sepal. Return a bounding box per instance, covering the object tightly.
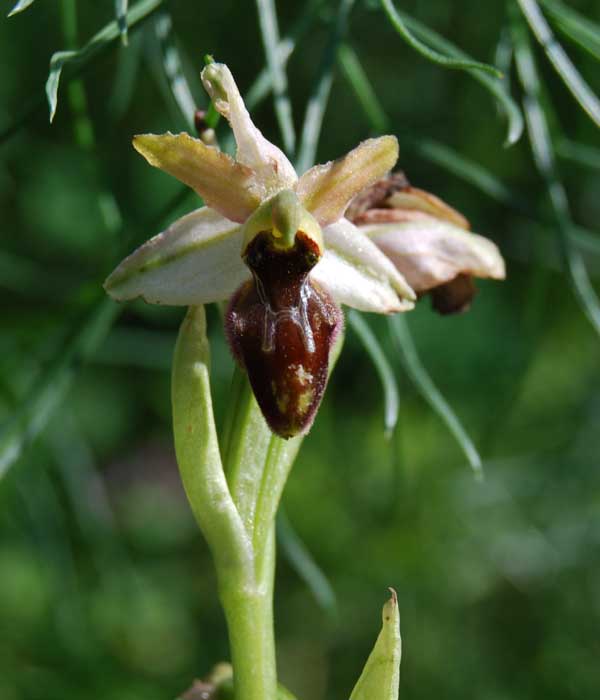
[104,207,250,305]
[312,219,415,314]
[363,216,506,292]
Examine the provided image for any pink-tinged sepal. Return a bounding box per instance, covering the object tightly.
[226,231,342,438]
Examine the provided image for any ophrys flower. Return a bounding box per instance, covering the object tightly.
[104,63,415,438]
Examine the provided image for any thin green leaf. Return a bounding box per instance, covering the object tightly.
[540,0,600,62]
[45,0,163,122]
[46,50,78,122]
[245,0,324,111]
[296,0,356,173]
[116,0,129,45]
[7,0,36,17]
[348,311,399,437]
[407,138,530,214]
[255,0,296,154]
[517,0,600,129]
[386,6,523,146]
[338,43,390,133]
[350,590,401,700]
[381,0,502,78]
[388,315,483,478]
[513,13,600,337]
[0,299,120,478]
[556,138,600,171]
[277,511,337,617]
[154,11,197,130]
[494,28,515,81]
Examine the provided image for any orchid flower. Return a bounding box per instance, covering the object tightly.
[104,62,415,438]
[347,172,506,314]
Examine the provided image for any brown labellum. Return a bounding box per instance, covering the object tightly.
[226,231,342,439]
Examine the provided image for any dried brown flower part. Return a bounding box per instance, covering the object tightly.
[348,172,505,314]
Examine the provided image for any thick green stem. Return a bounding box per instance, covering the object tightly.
[220,526,277,700]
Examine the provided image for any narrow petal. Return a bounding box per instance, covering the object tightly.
[311,219,415,314]
[201,62,297,195]
[386,186,470,229]
[295,136,399,227]
[363,216,506,292]
[104,207,249,305]
[133,133,261,223]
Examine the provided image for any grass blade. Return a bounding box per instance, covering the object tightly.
[296,0,356,173]
[0,298,120,478]
[116,0,129,45]
[348,311,399,437]
[154,11,197,130]
[381,0,501,77]
[513,13,600,337]
[46,50,78,122]
[540,0,600,62]
[385,7,523,146]
[245,0,325,109]
[388,315,483,478]
[255,0,296,154]
[408,138,530,214]
[556,138,600,171]
[517,0,600,129]
[7,0,36,17]
[45,0,163,122]
[338,43,390,133]
[277,511,337,617]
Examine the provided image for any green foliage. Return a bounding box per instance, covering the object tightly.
[2,0,600,699]
[7,0,36,18]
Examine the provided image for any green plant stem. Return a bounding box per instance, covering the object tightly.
[220,368,298,700]
[221,525,277,700]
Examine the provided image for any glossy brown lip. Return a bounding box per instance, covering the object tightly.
[226,230,342,439]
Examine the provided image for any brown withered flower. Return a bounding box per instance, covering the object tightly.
[347,172,506,314]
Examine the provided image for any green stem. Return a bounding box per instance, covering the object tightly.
[220,525,277,700]
[222,366,275,535]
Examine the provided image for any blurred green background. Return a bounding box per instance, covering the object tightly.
[1,1,600,699]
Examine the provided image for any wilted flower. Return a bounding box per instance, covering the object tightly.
[347,172,506,314]
[104,62,415,438]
